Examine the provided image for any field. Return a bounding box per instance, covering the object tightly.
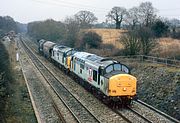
[86,29,180,59]
[85,29,126,49]
[152,38,180,59]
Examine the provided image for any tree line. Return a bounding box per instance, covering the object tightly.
[0,16,27,38]
[0,16,17,38]
[27,1,180,55]
[1,1,178,56]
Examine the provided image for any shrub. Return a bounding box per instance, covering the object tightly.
[81,31,102,49]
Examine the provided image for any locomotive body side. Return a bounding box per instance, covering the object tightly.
[51,45,77,70]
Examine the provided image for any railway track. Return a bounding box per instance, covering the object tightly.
[115,108,153,123]
[20,36,101,123]
[20,35,180,123]
[136,100,180,123]
[52,101,66,123]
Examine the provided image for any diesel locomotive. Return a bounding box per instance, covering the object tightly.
[38,39,137,106]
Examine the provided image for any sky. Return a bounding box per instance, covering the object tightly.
[0,0,180,23]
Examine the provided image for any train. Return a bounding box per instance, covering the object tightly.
[38,39,137,106]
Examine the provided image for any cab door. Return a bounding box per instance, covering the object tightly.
[98,67,101,86]
[88,68,93,82]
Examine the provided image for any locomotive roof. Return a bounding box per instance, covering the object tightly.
[73,52,117,68]
[73,52,93,60]
[53,45,73,53]
[43,41,56,47]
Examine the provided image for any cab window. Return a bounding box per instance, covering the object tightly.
[114,64,121,71]
[105,65,113,73]
[80,64,84,69]
[122,65,129,73]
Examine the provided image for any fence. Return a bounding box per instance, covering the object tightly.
[114,55,180,68]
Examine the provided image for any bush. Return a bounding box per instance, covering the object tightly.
[171,30,180,39]
[120,30,141,55]
[137,27,156,55]
[151,20,169,37]
[80,31,102,49]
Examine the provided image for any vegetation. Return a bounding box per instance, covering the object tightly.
[24,1,179,57]
[80,31,102,49]
[0,16,17,38]
[27,19,66,42]
[106,2,157,29]
[120,31,141,55]
[0,42,10,117]
[120,27,156,55]
[151,20,169,37]
[64,16,80,47]
[75,10,98,29]
[27,10,98,47]
[106,7,127,29]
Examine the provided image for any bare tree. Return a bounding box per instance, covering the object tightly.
[137,27,156,55]
[138,2,157,27]
[106,7,127,29]
[74,10,97,29]
[126,7,139,30]
[64,16,80,47]
[120,31,141,55]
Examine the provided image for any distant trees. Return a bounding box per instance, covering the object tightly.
[75,10,98,28]
[64,16,80,47]
[0,16,17,37]
[27,10,98,47]
[107,2,157,29]
[138,2,157,27]
[168,19,180,39]
[120,27,156,55]
[151,20,169,37]
[27,19,66,42]
[106,7,127,29]
[16,22,27,33]
[126,7,139,30]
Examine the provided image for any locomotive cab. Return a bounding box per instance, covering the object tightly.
[102,63,136,98]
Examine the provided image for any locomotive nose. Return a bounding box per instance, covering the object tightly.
[108,74,137,97]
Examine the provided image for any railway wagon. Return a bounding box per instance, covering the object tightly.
[39,41,56,59]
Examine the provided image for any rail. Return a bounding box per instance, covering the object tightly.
[136,100,180,123]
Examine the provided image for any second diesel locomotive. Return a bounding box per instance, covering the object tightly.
[38,39,137,106]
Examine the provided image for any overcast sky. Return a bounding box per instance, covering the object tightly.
[0,0,180,23]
